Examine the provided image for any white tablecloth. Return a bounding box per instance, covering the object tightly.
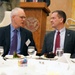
[0,57,75,75]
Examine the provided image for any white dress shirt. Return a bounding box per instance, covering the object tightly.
[53,27,66,53]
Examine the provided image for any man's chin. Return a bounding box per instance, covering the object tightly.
[21,23,25,27]
[52,25,55,28]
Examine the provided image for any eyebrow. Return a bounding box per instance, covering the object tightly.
[19,16,26,19]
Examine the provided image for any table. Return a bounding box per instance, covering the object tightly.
[0,57,75,75]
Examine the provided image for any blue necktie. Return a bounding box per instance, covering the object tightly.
[10,29,18,55]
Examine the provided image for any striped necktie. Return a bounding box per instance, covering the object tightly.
[10,29,18,55]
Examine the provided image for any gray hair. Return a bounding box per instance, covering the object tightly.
[11,7,24,17]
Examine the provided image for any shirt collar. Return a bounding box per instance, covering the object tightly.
[10,24,20,32]
[55,27,66,33]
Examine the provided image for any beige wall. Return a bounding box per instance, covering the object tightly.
[46,0,72,31]
[71,0,75,24]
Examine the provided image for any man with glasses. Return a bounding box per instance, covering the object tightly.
[0,7,37,57]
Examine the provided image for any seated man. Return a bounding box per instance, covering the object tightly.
[0,7,37,57]
[41,10,75,58]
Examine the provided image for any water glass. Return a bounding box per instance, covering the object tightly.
[56,48,64,57]
[28,46,35,58]
[0,46,4,56]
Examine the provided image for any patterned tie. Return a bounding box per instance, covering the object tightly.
[54,31,60,54]
[10,29,18,55]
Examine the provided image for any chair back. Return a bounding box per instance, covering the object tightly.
[0,11,11,27]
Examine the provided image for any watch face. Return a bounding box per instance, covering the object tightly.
[25,17,39,32]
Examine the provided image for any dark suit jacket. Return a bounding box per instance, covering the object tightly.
[26,0,50,6]
[41,29,75,58]
[0,25,37,57]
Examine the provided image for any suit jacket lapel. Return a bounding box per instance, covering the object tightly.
[5,25,10,52]
[47,31,55,51]
[50,31,55,50]
[64,29,71,50]
[20,28,27,51]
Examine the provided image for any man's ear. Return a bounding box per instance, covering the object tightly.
[60,18,63,23]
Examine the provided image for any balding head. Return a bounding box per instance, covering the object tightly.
[11,7,25,17]
[11,7,26,29]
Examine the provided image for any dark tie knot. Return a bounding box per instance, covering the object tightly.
[14,29,18,33]
[57,31,60,35]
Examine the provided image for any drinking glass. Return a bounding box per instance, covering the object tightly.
[56,48,64,57]
[28,46,35,58]
[0,46,4,61]
[0,46,4,56]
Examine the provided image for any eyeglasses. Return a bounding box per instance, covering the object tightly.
[16,15,26,19]
[19,16,26,19]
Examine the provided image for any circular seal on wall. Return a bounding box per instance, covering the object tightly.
[25,17,39,32]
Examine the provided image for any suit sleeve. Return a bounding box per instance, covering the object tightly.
[70,30,75,58]
[0,27,5,46]
[41,34,47,55]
